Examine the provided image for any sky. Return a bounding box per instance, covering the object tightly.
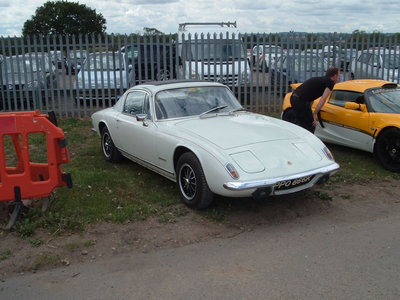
[0,0,399,36]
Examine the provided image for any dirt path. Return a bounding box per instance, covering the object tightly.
[1,178,400,279]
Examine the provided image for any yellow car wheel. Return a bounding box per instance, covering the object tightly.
[375,128,400,172]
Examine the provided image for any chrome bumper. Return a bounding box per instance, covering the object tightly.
[223,163,340,192]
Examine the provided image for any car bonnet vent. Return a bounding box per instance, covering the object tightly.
[382,83,398,89]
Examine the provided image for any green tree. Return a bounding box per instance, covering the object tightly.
[143,27,163,35]
[22,1,106,36]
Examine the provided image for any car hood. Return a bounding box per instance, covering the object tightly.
[172,113,325,174]
[75,70,127,88]
[173,113,299,150]
[290,71,325,83]
[1,72,40,85]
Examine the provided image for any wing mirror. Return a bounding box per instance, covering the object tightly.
[136,113,149,127]
[344,102,367,112]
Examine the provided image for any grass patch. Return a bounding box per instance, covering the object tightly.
[6,118,181,236]
[64,241,81,252]
[325,143,400,185]
[0,250,12,261]
[28,238,43,248]
[1,117,399,236]
[84,239,97,247]
[31,252,61,271]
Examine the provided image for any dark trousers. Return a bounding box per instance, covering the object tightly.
[290,94,315,133]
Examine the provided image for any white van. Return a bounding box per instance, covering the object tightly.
[177,22,251,86]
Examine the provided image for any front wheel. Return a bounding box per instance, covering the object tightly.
[176,152,214,209]
[101,127,122,163]
[374,128,400,172]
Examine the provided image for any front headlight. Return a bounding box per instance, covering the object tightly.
[322,146,334,161]
[225,163,240,179]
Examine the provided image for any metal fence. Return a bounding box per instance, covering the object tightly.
[0,32,399,117]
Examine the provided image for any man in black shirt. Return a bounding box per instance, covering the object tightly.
[290,67,340,133]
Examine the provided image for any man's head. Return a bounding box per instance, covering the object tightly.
[326,67,340,83]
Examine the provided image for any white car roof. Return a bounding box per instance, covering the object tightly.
[129,80,228,94]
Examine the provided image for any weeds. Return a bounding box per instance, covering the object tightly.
[31,252,61,271]
[0,250,12,261]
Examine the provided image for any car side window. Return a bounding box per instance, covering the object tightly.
[328,90,363,107]
[358,53,370,63]
[368,54,381,67]
[123,91,150,117]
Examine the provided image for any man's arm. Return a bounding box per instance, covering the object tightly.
[312,87,332,127]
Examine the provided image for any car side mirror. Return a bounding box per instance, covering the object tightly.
[136,113,149,127]
[344,102,367,112]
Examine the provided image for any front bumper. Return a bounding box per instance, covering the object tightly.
[223,163,339,197]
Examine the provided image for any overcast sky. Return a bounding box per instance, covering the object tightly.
[0,0,398,36]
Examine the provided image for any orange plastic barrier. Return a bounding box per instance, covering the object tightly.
[0,110,72,202]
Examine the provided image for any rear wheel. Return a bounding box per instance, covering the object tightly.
[375,128,400,172]
[282,108,297,124]
[176,152,214,209]
[101,127,122,163]
[156,69,171,81]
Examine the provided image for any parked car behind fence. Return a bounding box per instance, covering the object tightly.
[270,54,329,87]
[350,49,400,83]
[0,53,56,110]
[73,52,133,104]
[121,44,176,84]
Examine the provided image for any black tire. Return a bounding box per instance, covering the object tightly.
[156,69,171,81]
[259,61,268,73]
[375,128,400,172]
[176,152,214,209]
[282,108,297,124]
[101,127,122,163]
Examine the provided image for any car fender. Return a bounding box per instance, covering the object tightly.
[163,132,236,195]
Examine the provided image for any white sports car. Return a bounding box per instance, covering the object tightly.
[91,81,339,209]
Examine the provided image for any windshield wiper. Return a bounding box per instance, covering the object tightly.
[229,107,247,113]
[199,105,228,117]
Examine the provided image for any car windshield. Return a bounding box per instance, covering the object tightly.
[292,56,328,72]
[254,45,281,55]
[69,51,87,59]
[83,53,123,70]
[155,86,242,120]
[382,54,400,69]
[1,57,41,74]
[366,87,400,113]
[184,40,246,61]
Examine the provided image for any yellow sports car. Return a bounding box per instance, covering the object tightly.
[282,79,400,172]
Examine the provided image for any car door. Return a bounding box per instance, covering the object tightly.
[367,53,382,79]
[313,90,373,152]
[353,53,370,78]
[114,90,158,165]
